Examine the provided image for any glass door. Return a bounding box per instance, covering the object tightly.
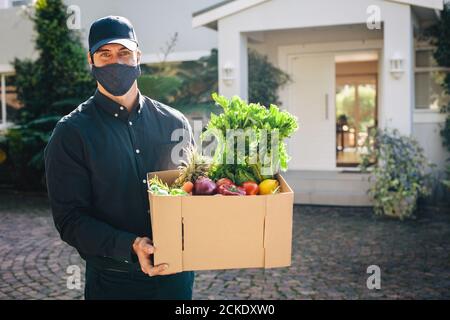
[335,75,377,167]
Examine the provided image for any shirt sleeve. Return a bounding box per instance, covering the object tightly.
[44,121,137,263]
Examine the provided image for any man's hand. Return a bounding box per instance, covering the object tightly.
[132,237,168,276]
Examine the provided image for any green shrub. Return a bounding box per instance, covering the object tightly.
[442,114,450,190]
[170,48,290,112]
[248,49,291,107]
[173,49,219,108]
[360,128,433,219]
[174,103,222,118]
[2,115,61,190]
[137,75,182,105]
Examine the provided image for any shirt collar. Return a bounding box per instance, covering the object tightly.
[93,89,144,121]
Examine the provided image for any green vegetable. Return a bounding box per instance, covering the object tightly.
[148,176,170,191]
[169,188,188,196]
[149,184,169,195]
[148,176,189,196]
[148,176,171,195]
[202,93,298,183]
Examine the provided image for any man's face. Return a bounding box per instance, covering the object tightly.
[88,43,140,67]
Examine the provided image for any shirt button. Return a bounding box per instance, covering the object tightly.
[114,113,118,117]
[120,106,125,111]
[135,149,140,154]
[129,121,133,126]
[143,179,147,184]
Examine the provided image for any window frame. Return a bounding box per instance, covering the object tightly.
[0,73,16,131]
[414,45,450,111]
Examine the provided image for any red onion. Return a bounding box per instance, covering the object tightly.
[193,176,217,195]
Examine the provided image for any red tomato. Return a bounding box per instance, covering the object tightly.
[216,178,234,187]
[241,181,259,195]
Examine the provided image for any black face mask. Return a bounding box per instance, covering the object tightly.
[91,63,141,96]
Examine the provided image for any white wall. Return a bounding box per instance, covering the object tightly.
[220,0,386,33]
[0,0,223,67]
[218,19,249,100]
[0,6,35,71]
[0,0,9,9]
[68,0,221,64]
[217,0,389,98]
[380,2,414,135]
[413,122,449,170]
[248,24,383,68]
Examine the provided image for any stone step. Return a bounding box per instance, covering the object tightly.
[283,170,373,206]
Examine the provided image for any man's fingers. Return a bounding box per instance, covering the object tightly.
[139,242,154,255]
[141,237,153,245]
[145,244,154,255]
[139,256,153,275]
[147,263,169,277]
[136,238,163,275]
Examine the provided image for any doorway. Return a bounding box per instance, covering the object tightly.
[335,54,378,167]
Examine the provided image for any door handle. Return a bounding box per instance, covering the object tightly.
[325,93,329,120]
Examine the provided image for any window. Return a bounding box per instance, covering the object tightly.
[0,74,7,128]
[11,0,32,7]
[0,0,32,9]
[0,74,21,129]
[415,47,450,111]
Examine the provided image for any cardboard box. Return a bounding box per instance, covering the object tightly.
[147,169,294,275]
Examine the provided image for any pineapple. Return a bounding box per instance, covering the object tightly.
[172,145,211,188]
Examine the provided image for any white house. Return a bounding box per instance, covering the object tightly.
[193,0,449,205]
[0,0,448,205]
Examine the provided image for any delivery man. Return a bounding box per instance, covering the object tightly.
[44,16,195,300]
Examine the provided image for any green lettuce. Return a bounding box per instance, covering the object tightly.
[201,93,298,184]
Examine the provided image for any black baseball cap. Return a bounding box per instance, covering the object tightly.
[88,16,138,55]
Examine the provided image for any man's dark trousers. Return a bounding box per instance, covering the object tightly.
[84,263,195,300]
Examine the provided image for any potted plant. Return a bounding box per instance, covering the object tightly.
[360,128,433,220]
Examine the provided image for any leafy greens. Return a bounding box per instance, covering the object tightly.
[201,93,298,185]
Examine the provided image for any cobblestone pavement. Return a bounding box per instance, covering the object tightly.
[0,192,449,300]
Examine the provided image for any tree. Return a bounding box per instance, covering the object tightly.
[170,48,290,109]
[0,0,94,190]
[14,0,94,122]
[173,48,219,107]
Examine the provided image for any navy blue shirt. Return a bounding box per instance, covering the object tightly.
[44,89,194,269]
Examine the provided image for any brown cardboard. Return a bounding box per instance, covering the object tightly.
[147,169,294,275]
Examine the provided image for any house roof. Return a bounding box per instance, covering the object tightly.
[192,0,236,17]
[193,0,444,29]
[192,0,269,29]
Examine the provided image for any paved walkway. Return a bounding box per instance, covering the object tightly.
[0,193,449,300]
